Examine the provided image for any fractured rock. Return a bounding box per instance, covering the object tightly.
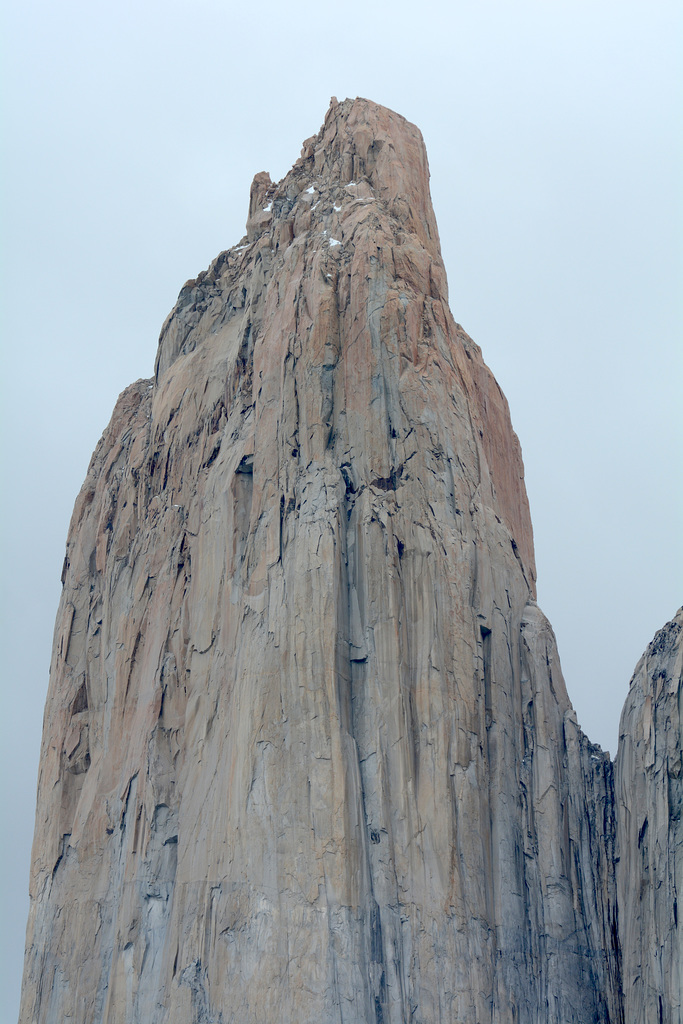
[616,609,683,1024]
[19,97,676,1024]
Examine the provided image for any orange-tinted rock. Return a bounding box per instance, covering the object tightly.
[20,98,639,1024]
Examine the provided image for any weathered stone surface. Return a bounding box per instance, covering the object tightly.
[615,608,683,1024]
[19,97,675,1024]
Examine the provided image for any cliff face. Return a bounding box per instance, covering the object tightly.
[19,98,676,1024]
[616,609,683,1024]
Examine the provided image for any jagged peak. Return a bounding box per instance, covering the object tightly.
[246,96,441,258]
[156,99,447,381]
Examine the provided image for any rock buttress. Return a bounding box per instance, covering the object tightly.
[615,608,683,1024]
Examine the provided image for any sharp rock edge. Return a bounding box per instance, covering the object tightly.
[20,97,681,1024]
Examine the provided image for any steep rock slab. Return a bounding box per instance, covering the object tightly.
[616,608,683,1024]
[21,98,619,1024]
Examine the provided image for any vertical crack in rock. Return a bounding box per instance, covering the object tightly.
[19,97,680,1024]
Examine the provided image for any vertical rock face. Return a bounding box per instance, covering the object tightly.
[18,97,676,1023]
[616,609,683,1024]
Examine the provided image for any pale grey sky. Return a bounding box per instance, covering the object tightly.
[1,1,681,1019]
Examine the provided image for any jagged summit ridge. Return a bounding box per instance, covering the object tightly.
[156,97,446,377]
[248,97,442,254]
[19,99,679,1024]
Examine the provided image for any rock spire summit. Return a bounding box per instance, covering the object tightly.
[247,98,441,256]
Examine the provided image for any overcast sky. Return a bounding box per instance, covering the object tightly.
[1,1,680,1019]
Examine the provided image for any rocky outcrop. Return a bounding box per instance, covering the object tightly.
[616,608,683,1024]
[19,97,677,1023]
